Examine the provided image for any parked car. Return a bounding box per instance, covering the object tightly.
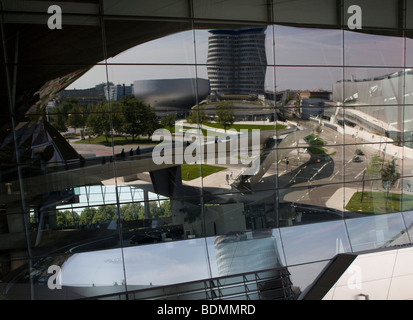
[353,156,363,162]
[355,149,364,155]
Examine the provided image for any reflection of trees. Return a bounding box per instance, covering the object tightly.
[86,95,159,142]
[367,154,400,191]
[56,209,79,228]
[187,105,208,124]
[120,95,159,140]
[87,102,123,142]
[215,101,235,132]
[160,113,177,132]
[381,159,400,190]
[56,201,172,229]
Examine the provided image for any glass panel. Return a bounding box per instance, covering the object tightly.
[401,177,413,213]
[341,67,405,106]
[343,141,403,215]
[123,238,210,287]
[0,257,34,300]
[402,211,413,241]
[343,0,399,30]
[193,0,269,22]
[345,212,410,252]
[0,249,129,300]
[276,66,342,95]
[274,25,342,66]
[281,185,344,226]
[402,133,413,214]
[344,30,404,67]
[106,28,195,65]
[406,39,413,68]
[403,105,413,147]
[288,260,330,300]
[206,228,285,278]
[103,0,189,18]
[280,220,351,266]
[273,0,337,26]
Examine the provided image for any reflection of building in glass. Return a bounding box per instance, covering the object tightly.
[332,70,413,142]
[214,230,282,276]
[298,90,333,119]
[104,83,134,101]
[207,28,267,96]
[133,78,210,112]
[59,83,107,105]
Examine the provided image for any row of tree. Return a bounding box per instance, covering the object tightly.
[50,95,159,142]
[187,102,235,131]
[55,201,171,229]
[51,96,238,141]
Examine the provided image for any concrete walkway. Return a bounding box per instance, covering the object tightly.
[325,187,358,211]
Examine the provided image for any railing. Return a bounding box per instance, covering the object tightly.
[80,266,296,300]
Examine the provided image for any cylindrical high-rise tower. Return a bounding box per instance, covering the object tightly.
[207,27,267,96]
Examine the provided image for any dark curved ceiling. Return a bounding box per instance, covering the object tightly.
[0,19,191,130]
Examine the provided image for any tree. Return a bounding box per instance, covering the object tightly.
[87,103,112,142]
[161,114,177,132]
[187,105,208,124]
[50,111,67,132]
[66,105,84,134]
[56,210,79,228]
[93,205,117,224]
[215,101,235,132]
[50,97,81,132]
[120,95,159,140]
[79,207,97,226]
[121,203,144,221]
[381,159,400,189]
[159,200,172,217]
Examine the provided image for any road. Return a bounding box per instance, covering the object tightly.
[274,120,405,210]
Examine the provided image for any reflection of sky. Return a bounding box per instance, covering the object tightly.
[345,213,409,251]
[55,218,410,291]
[68,25,405,92]
[280,220,352,266]
[123,239,211,286]
[61,249,125,286]
[60,238,212,287]
[59,234,286,288]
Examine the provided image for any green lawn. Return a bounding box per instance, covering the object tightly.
[181,164,226,181]
[305,134,329,156]
[346,191,413,214]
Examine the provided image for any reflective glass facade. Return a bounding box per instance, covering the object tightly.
[1,0,413,300]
